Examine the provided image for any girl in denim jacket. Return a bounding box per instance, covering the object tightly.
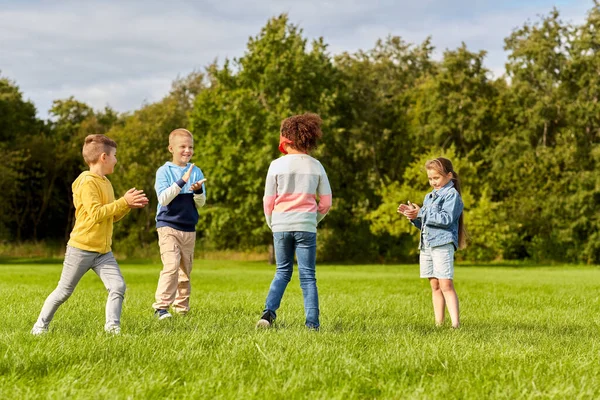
[398,157,466,328]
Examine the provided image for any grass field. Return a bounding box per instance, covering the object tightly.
[1,260,599,399]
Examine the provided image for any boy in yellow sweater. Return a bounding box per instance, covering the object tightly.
[31,134,149,335]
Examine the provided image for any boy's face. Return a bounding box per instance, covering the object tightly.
[169,135,194,166]
[103,148,118,175]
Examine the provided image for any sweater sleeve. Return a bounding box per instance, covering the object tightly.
[193,167,206,209]
[263,163,276,228]
[113,207,131,222]
[155,166,187,206]
[316,163,332,224]
[78,180,129,223]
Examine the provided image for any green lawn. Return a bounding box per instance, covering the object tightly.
[1,260,599,399]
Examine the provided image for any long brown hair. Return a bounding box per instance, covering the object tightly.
[425,157,467,249]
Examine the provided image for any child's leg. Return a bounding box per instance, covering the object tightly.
[33,246,93,330]
[431,243,459,328]
[263,232,294,320]
[428,278,445,326]
[92,252,126,330]
[421,247,444,325]
[153,227,182,310]
[173,231,196,314]
[295,232,319,329]
[439,279,459,328]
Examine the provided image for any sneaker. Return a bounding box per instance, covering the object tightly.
[31,326,48,335]
[256,310,274,329]
[154,309,172,320]
[105,325,121,335]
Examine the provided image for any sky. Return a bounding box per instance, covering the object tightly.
[0,0,591,119]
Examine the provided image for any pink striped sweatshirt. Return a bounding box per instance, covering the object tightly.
[263,154,332,233]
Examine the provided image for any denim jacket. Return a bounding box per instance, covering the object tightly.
[411,181,463,250]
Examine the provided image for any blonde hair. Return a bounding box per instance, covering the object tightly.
[425,157,468,249]
[82,134,117,166]
[169,128,193,146]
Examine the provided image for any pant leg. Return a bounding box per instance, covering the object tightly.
[263,232,294,319]
[153,227,181,310]
[295,232,319,328]
[33,245,94,329]
[92,252,126,330]
[173,231,196,314]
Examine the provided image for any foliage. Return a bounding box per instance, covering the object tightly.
[4,6,600,262]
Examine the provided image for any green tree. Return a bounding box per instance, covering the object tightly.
[190,15,338,251]
[109,71,205,254]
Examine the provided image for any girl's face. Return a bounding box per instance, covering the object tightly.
[427,168,452,190]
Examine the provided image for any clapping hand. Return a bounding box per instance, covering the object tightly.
[182,163,195,183]
[190,178,207,192]
[124,188,149,208]
[397,201,420,220]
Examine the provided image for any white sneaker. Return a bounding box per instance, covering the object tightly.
[31,326,48,335]
[105,325,121,335]
[256,319,271,328]
[154,309,172,320]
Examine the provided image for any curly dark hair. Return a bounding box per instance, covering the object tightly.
[280,113,323,153]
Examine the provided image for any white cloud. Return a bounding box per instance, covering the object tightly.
[0,0,591,118]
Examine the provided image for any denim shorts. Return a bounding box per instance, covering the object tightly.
[419,243,455,279]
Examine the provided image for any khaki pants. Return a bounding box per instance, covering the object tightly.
[153,226,196,313]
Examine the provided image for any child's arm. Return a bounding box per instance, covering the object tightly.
[400,202,422,229]
[114,206,131,222]
[79,183,144,223]
[191,179,207,209]
[155,165,191,206]
[263,164,276,228]
[190,167,207,209]
[424,191,463,228]
[316,164,332,224]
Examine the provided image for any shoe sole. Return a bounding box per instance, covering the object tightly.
[255,319,271,329]
[157,314,172,320]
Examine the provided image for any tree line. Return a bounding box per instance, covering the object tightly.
[2,6,600,263]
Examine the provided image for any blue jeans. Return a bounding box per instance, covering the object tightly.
[263,231,319,328]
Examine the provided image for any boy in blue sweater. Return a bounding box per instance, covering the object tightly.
[153,128,206,319]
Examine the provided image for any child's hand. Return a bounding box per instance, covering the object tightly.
[124,188,149,208]
[403,202,420,220]
[397,203,411,214]
[190,178,207,192]
[182,163,195,183]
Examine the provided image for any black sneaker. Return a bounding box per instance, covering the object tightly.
[256,310,274,328]
[154,309,172,320]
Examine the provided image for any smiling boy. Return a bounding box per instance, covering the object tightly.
[152,128,207,319]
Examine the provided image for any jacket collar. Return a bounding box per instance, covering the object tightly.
[431,180,454,199]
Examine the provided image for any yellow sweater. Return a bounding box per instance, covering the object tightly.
[68,171,130,253]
